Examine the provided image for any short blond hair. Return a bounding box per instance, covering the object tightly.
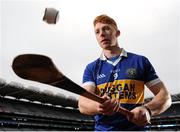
[93,14,118,30]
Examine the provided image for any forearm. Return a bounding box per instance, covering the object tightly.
[78,96,99,115]
[145,82,172,116]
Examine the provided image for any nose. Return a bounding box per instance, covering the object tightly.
[99,30,106,37]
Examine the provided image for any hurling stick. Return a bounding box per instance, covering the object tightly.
[12,54,133,117]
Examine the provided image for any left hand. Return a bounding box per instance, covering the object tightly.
[127,106,151,126]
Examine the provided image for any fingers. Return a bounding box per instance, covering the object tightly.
[129,106,151,126]
[98,97,120,115]
[101,99,118,115]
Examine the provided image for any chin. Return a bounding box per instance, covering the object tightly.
[101,44,110,48]
[102,46,112,50]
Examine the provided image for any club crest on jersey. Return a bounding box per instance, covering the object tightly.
[126,68,137,78]
[97,74,106,79]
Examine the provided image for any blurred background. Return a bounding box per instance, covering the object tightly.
[0,0,180,131]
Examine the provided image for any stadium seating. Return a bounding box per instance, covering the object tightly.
[0,97,94,131]
[0,78,180,130]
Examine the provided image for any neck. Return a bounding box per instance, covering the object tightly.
[103,46,122,59]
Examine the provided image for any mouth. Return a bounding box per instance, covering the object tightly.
[101,39,110,44]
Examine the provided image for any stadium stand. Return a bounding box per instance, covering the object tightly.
[0,78,94,131]
[0,97,94,131]
[0,77,180,131]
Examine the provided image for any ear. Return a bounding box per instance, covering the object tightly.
[116,30,120,37]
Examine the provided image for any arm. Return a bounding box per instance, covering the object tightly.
[142,57,172,115]
[78,85,101,115]
[129,81,172,126]
[144,81,172,116]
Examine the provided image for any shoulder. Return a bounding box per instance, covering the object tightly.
[126,51,149,62]
[127,51,146,59]
[125,51,154,69]
[85,58,101,69]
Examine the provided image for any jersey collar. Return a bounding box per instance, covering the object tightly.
[100,48,128,66]
[100,48,128,60]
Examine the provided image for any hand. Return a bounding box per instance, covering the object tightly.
[128,106,151,126]
[97,95,120,115]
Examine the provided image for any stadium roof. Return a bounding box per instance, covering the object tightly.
[0,78,78,108]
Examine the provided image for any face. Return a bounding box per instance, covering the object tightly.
[94,23,120,50]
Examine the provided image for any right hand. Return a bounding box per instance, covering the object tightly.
[96,95,120,115]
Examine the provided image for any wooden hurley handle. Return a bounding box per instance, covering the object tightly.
[81,91,133,117]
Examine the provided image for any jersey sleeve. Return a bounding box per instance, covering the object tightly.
[82,64,96,87]
[143,57,161,87]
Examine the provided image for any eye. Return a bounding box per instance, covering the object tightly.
[104,26,111,31]
[95,30,99,35]
[101,26,111,33]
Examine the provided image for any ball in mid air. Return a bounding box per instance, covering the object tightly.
[43,7,59,24]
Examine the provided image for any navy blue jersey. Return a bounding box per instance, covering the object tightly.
[82,49,161,131]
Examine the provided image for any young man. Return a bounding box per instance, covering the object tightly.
[78,14,172,131]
